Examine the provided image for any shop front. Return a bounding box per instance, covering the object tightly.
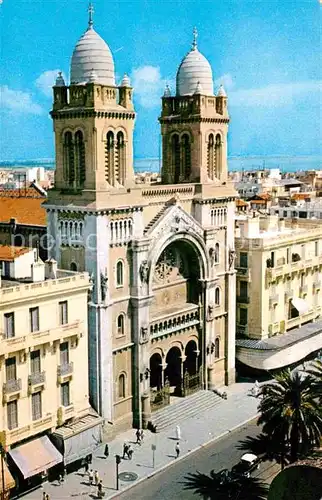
[50,411,103,468]
[0,458,15,500]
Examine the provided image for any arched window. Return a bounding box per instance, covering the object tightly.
[117,314,125,335]
[215,287,220,305]
[215,134,222,180]
[182,134,191,180]
[70,262,78,272]
[215,243,220,264]
[207,134,215,179]
[105,131,114,184]
[116,131,125,185]
[171,134,180,183]
[118,373,126,398]
[75,130,86,187]
[116,261,124,287]
[63,132,74,185]
[215,337,220,358]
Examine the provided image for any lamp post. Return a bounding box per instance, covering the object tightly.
[0,444,6,500]
[151,444,156,469]
[115,455,121,491]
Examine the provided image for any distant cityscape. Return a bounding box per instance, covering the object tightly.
[0,154,321,173]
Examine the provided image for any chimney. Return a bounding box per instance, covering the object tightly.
[45,258,57,279]
[31,259,45,282]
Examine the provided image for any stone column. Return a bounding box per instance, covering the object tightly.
[161,362,167,387]
[207,364,216,391]
[180,355,186,396]
[141,392,151,430]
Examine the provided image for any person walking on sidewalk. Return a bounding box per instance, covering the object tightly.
[104,443,109,458]
[175,442,180,458]
[97,479,104,498]
[140,429,144,443]
[88,469,94,485]
[94,470,100,486]
[123,442,129,459]
[128,444,134,460]
[175,425,181,440]
[136,428,141,445]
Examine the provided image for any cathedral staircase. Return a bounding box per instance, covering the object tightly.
[143,205,170,235]
[150,390,224,432]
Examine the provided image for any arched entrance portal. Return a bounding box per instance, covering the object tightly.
[150,353,162,390]
[184,340,199,375]
[165,346,182,396]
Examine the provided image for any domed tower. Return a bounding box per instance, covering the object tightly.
[159,28,229,184]
[51,4,135,195]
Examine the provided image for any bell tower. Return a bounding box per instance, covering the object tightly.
[159,29,229,185]
[51,6,135,199]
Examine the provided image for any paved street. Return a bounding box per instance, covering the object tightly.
[22,382,262,499]
[119,421,279,500]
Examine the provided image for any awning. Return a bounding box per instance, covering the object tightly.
[9,435,62,479]
[51,411,103,465]
[291,298,310,315]
[0,460,15,493]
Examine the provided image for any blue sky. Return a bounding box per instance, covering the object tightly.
[0,0,321,161]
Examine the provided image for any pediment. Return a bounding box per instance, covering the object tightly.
[146,203,204,240]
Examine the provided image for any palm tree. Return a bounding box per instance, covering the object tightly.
[183,469,268,499]
[305,359,322,398]
[258,368,322,463]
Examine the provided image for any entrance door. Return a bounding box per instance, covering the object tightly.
[165,347,182,395]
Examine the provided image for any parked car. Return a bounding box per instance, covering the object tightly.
[231,453,260,478]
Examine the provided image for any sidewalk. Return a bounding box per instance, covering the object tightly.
[24,382,261,500]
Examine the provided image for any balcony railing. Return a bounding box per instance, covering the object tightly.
[3,378,22,394]
[236,267,250,279]
[28,371,46,386]
[236,295,250,304]
[57,362,73,377]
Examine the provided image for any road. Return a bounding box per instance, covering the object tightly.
[117,420,279,500]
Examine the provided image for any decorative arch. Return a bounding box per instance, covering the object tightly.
[116,313,125,336]
[215,286,221,305]
[63,131,74,185]
[171,133,181,183]
[70,261,78,271]
[215,337,220,358]
[116,260,124,287]
[149,352,162,390]
[74,130,86,187]
[105,131,114,184]
[181,133,191,180]
[117,372,126,398]
[207,133,215,179]
[215,133,222,180]
[215,243,220,264]
[115,131,125,185]
[166,340,184,355]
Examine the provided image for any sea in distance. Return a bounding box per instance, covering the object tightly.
[0,155,321,173]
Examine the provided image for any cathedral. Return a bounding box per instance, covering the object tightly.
[46,6,237,432]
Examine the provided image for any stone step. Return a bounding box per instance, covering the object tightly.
[151,390,224,432]
[152,390,215,419]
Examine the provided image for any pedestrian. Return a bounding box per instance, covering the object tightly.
[175,425,181,440]
[88,469,94,485]
[136,429,141,445]
[122,442,128,459]
[84,460,89,474]
[42,493,47,500]
[57,474,62,485]
[94,470,99,486]
[45,494,50,500]
[104,443,109,458]
[140,429,144,443]
[175,442,180,458]
[97,479,103,498]
[128,444,133,460]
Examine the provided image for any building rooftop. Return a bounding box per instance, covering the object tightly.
[0,245,31,262]
[0,197,46,226]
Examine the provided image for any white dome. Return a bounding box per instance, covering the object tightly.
[176,31,213,96]
[70,27,115,86]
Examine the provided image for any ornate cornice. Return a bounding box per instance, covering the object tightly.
[50,109,136,120]
[159,117,229,125]
[193,197,237,205]
[46,206,144,216]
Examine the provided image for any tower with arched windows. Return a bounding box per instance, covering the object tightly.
[160,29,229,184]
[51,20,135,195]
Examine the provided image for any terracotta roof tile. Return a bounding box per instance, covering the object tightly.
[0,197,46,226]
[236,199,248,207]
[0,245,31,261]
[0,186,45,198]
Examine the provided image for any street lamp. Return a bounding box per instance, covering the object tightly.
[115,455,121,491]
[0,443,6,500]
[151,444,156,468]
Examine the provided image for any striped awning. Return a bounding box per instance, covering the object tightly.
[0,459,15,493]
[9,436,62,479]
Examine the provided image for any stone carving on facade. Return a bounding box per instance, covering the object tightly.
[140,324,149,344]
[207,303,215,321]
[100,273,108,302]
[88,273,95,302]
[151,206,203,242]
[209,247,215,267]
[140,367,150,382]
[228,248,236,270]
[139,260,150,283]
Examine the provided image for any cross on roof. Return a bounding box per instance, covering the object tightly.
[88,2,94,28]
[192,27,198,50]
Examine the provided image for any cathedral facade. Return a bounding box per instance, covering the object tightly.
[46,9,237,432]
